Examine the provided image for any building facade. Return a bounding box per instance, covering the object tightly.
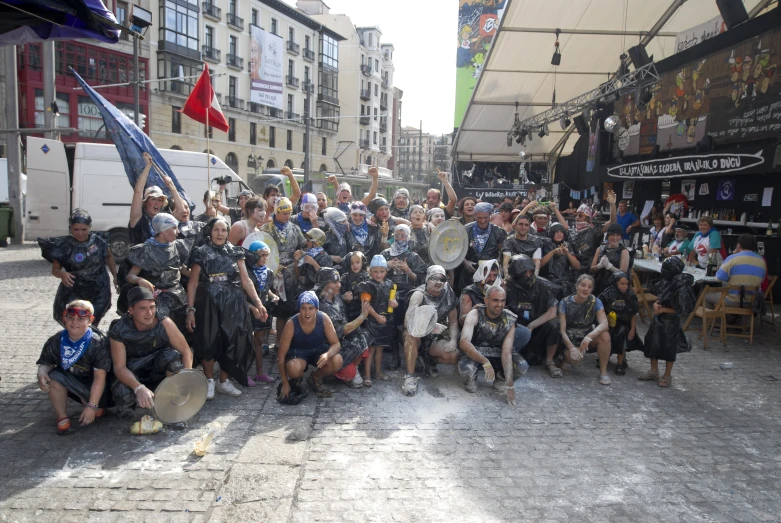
[398,126,436,181]
[296,1,396,176]
[387,86,402,173]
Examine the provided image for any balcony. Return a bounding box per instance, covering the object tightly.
[360,64,371,76]
[359,115,370,125]
[267,107,283,119]
[303,48,315,61]
[380,145,387,153]
[380,97,388,111]
[226,13,244,31]
[202,45,221,63]
[286,111,301,122]
[360,139,370,149]
[302,81,314,94]
[287,41,300,55]
[159,80,189,96]
[360,89,370,101]
[226,96,244,110]
[226,54,243,70]
[380,121,387,133]
[286,75,299,88]
[202,2,221,21]
[382,76,389,88]
[248,102,263,114]
[317,87,339,105]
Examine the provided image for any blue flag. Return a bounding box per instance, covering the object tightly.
[69,67,195,210]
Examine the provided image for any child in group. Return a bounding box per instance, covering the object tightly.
[357,255,398,386]
[597,271,642,376]
[246,241,279,385]
[340,251,370,322]
[428,208,446,232]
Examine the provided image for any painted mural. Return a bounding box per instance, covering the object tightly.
[454,0,507,129]
[616,26,781,156]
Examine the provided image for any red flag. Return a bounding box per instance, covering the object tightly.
[182,63,230,132]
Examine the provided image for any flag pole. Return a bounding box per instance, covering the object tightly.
[206,101,211,193]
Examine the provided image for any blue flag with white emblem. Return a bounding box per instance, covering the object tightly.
[69,67,195,210]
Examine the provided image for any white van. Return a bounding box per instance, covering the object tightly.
[24,137,248,259]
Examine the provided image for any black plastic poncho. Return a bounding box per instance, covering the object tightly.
[190,242,254,386]
[356,279,396,348]
[593,244,631,297]
[381,249,427,300]
[599,282,643,354]
[567,227,601,274]
[467,304,517,358]
[122,239,190,319]
[506,278,557,327]
[411,282,458,325]
[38,233,111,327]
[261,219,307,317]
[297,250,333,292]
[644,269,696,362]
[503,235,543,259]
[460,223,507,291]
[341,270,370,321]
[541,237,575,299]
[318,294,369,368]
[409,227,431,265]
[559,294,601,345]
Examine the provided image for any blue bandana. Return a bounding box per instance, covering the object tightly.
[60,328,93,371]
[296,213,314,233]
[299,247,324,266]
[338,202,351,214]
[298,290,319,310]
[351,221,369,246]
[472,223,492,254]
[144,237,170,247]
[253,265,270,292]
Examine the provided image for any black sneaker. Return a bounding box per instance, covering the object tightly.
[116,408,135,420]
[424,358,439,378]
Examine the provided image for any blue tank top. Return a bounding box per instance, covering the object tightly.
[290,312,326,352]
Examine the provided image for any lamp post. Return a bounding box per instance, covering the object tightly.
[248,152,262,181]
[128,5,153,127]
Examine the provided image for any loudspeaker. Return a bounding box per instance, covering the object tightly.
[627,45,651,69]
[716,0,748,29]
[573,115,589,135]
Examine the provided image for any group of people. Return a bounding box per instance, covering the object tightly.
[35,156,727,434]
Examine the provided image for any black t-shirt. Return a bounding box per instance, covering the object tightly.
[129,213,155,246]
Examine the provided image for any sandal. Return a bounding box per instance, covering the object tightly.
[363,376,373,388]
[545,361,563,378]
[599,375,612,386]
[306,375,333,398]
[638,371,659,381]
[615,362,626,376]
[57,417,74,436]
[375,373,391,381]
[658,376,672,388]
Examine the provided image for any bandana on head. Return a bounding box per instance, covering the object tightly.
[390,224,411,256]
[60,327,93,371]
[370,255,388,269]
[69,208,92,226]
[298,290,319,310]
[301,193,318,214]
[474,202,493,214]
[152,213,179,235]
[324,209,348,247]
[473,259,502,288]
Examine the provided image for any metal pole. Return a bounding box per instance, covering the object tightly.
[4,46,24,244]
[133,35,140,126]
[418,121,422,182]
[304,87,311,183]
[42,41,55,139]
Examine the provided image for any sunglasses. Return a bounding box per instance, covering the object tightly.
[429,276,447,283]
[65,307,91,318]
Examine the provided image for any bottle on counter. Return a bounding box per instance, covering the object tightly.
[767,219,774,237]
[706,252,717,277]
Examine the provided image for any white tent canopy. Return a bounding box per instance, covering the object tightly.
[453,0,772,163]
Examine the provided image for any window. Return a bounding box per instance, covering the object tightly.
[115,1,128,30]
[270,126,276,148]
[368,33,373,46]
[225,152,238,171]
[361,54,365,64]
[271,18,278,35]
[229,36,237,56]
[289,27,295,43]
[375,59,379,71]
[172,105,181,134]
[287,130,293,150]
[204,26,214,48]
[374,84,378,96]
[304,66,310,84]
[287,94,293,113]
[205,125,213,139]
[250,122,257,145]
[159,1,199,51]
[229,76,237,98]
[360,104,365,115]
[373,131,377,145]
[288,59,294,76]
[374,108,377,120]
[251,9,258,26]
[320,34,338,69]
[228,118,236,142]
[368,81,371,92]
[322,137,327,156]
[305,35,311,51]
[228,0,236,15]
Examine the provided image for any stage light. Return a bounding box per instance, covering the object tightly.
[560,116,571,130]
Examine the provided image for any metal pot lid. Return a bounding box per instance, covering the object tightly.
[429,220,469,269]
[152,369,208,424]
[243,231,280,273]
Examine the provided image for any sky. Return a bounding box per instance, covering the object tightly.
[281,0,458,136]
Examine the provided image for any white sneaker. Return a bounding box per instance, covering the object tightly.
[349,373,364,389]
[216,379,242,397]
[401,374,419,396]
[206,379,215,400]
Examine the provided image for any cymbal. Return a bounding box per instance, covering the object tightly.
[153,369,208,424]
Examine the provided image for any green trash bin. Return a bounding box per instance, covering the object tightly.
[0,206,14,246]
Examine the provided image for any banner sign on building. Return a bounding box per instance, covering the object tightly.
[453,0,506,129]
[605,150,765,179]
[615,26,781,156]
[250,26,284,109]
[674,15,726,55]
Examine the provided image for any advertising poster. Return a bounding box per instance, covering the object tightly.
[250,26,284,109]
[681,179,696,200]
[622,181,634,199]
[717,178,736,201]
[454,0,506,129]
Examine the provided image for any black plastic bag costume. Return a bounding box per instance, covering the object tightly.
[344,221,383,261]
[643,257,696,362]
[37,328,112,406]
[108,316,183,411]
[340,267,370,322]
[356,279,396,348]
[593,243,632,297]
[178,220,207,289]
[324,229,350,273]
[409,226,431,265]
[567,227,602,275]
[459,222,507,292]
[190,242,254,386]
[560,294,600,347]
[598,272,643,355]
[458,305,517,378]
[129,212,155,246]
[120,239,190,320]
[318,293,369,368]
[297,249,333,292]
[503,235,543,260]
[245,249,277,327]
[381,248,427,301]
[38,233,112,327]
[541,224,576,299]
[261,219,307,317]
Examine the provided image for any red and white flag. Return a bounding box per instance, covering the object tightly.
[182,63,230,132]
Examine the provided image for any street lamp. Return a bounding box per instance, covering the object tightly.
[248,152,263,180]
[128,5,152,127]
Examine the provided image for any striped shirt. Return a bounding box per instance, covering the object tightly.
[716,251,766,303]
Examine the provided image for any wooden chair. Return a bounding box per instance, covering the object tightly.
[682,285,729,340]
[762,275,777,332]
[721,285,759,346]
[631,271,656,323]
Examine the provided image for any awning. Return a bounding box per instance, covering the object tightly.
[0,0,120,44]
[453,0,771,163]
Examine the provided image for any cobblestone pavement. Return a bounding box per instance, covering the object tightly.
[1,243,781,522]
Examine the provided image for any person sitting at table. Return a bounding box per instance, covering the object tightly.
[664,224,691,257]
[647,213,671,256]
[688,216,722,269]
[640,257,696,388]
[591,223,631,297]
[705,234,767,309]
